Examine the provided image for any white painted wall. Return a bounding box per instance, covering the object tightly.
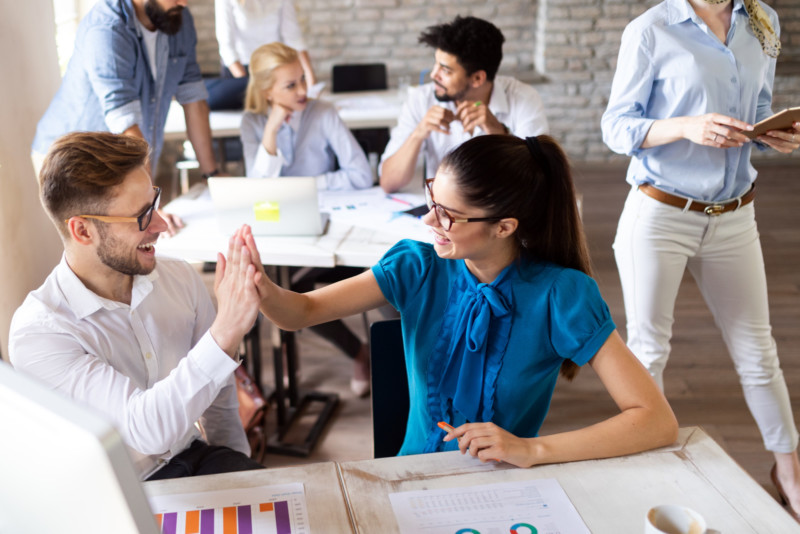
[0,1,63,360]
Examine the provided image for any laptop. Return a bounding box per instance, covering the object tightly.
[207,177,329,236]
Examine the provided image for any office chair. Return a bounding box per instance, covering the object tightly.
[331,63,391,164]
[369,318,409,458]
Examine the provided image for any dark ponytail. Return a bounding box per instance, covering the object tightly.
[439,135,593,380]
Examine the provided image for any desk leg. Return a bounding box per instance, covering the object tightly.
[266,265,339,457]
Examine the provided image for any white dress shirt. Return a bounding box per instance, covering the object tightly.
[379,75,549,178]
[215,0,306,68]
[240,99,373,190]
[8,256,248,479]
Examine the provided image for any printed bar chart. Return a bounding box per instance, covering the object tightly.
[150,483,309,534]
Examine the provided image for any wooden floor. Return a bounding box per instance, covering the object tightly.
[235,160,799,505]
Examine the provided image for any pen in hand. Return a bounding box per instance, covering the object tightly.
[438,421,459,440]
[438,421,501,463]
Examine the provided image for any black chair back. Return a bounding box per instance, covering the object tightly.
[369,318,409,458]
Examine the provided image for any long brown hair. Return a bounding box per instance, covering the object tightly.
[439,134,593,379]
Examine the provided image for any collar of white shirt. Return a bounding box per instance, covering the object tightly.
[55,254,159,319]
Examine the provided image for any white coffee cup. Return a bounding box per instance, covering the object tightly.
[645,504,707,534]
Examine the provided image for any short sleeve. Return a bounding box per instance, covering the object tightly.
[371,239,434,313]
[548,269,615,366]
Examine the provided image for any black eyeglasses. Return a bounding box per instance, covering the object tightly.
[425,179,502,231]
[66,186,161,232]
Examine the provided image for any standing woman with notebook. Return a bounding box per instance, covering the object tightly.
[601,0,800,519]
[224,134,679,467]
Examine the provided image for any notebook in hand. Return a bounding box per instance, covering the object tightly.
[742,107,800,139]
[207,177,329,236]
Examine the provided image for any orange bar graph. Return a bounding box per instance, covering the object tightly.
[155,514,163,528]
[185,510,200,534]
[259,502,274,513]
[223,506,238,534]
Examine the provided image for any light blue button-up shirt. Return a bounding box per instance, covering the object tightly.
[601,0,779,201]
[240,99,373,190]
[32,0,208,167]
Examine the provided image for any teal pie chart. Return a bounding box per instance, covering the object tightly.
[510,523,537,534]
[455,529,480,534]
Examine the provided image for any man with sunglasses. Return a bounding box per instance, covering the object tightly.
[9,132,264,481]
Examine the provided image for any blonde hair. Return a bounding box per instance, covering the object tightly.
[244,42,300,114]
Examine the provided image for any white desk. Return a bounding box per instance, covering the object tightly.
[142,428,798,533]
[163,89,404,142]
[339,427,798,533]
[156,185,429,269]
[143,461,353,533]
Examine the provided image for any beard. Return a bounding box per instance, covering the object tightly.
[433,81,469,103]
[96,224,154,277]
[144,0,184,35]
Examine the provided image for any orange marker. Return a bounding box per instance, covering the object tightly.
[437,421,456,434]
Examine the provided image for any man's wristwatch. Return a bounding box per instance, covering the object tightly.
[202,168,220,180]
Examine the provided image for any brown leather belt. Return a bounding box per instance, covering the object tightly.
[638,183,756,216]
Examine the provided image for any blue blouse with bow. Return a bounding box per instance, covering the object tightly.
[372,240,616,455]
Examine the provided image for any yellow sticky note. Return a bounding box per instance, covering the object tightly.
[253,201,280,222]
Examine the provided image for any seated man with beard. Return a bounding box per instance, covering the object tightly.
[379,15,549,193]
[10,132,263,481]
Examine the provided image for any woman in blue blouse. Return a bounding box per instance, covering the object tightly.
[240,42,372,189]
[601,0,800,517]
[225,134,678,467]
[240,42,374,395]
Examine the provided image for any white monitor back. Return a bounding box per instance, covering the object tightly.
[0,362,159,534]
[207,177,328,236]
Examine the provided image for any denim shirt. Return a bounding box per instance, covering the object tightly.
[32,0,207,166]
[601,0,778,202]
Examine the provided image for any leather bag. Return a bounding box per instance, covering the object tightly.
[234,365,269,462]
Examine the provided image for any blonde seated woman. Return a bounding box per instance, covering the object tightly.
[240,41,373,396]
[240,41,371,188]
[222,135,679,464]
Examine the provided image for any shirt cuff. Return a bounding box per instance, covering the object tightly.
[252,145,285,177]
[176,79,209,106]
[189,331,239,389]
[316,174,328,191]
[106,100,143,134]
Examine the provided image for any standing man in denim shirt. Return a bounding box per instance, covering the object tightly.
[32,0,220,225]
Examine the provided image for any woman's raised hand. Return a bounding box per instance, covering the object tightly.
[235,224,274,299]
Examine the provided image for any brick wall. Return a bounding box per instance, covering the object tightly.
[187,0,799,163]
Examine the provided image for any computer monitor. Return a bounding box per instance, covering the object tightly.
[0,362,159,534]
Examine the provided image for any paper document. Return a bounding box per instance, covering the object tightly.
[389,478,589,534]
[148,482,310,534]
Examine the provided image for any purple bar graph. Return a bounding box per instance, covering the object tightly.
[238,505,253,534]
[275,501,291,534]
[201,508,215,534]
[162,512,178,534]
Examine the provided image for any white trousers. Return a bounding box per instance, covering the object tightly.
[613,186,798,453]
